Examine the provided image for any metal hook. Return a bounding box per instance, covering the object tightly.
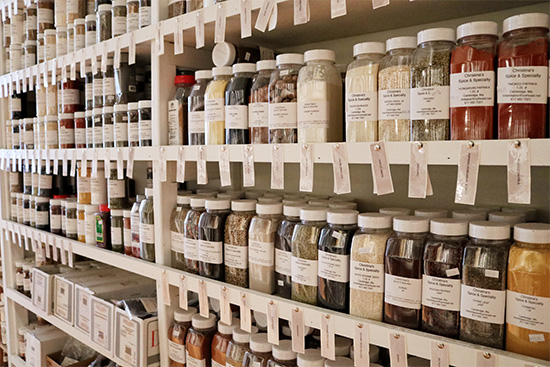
[393,333,400,339]
[374,144,381,151]
[483,352,491,359]
[467,141,475,148]
[513,140,521,148]
[416,141,423,150]
[437,342,444,349]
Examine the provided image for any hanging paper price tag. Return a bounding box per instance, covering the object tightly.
[389,334,407,367]
[271,144,284,190]
[255,0,276,32]
[240,0,252,38]
[332,143,351,194]
[267,300,279,345]
[507,139,530,204]
[51,237,58,262]
[370,142,394,195]
[214,3,226,43]
[70,150,77,177]
[291,308,305,354]
[243,145,255,187]
[353,323,369,367]
[300,144,314,192]
[320,314,335,360]
[80,151,87,177]
[60,240,67,265]
[179,275,188,310]
[162,269,171,306]
[240,293,252,332]
[219,146,231,187]
[68,242,74,267]
[431,342,449,367]
[198,279,209,317]
[195,10,205,49]
[52,150,59,175]
[117,149,124,179]
[409,142,428,198]
[197,146,208,185]
[156,22,165,55]
[294,0,310,25]
[455,141,480,205]
[62,150,68,176]
[127,147,135,178]
[219,286,232,325]
[104,155,111,179]
[372,0,389,9]
[129,32,136,65]
[159,147,167,182]
[45,236,51,258]
[177,147,186,183]
[174,17,184,55]
[476,352,497,367]
[114,38,121,69]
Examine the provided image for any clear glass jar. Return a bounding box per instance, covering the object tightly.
[128,102,140,147]
[104,58,116,107]
[169,307,197,367]
[224,200,256,287]
[115,52,136,104]
[139,188,155,262]
[345,42,384,142]
[275,204,302,299]
[85,204,99,245]
[11,193,18,221]
[23,41,37,68]
[225,63,255,144]
[297,49,343,143]
[131,195,144,258]
[198,199,231,280]
[16,193,24,224]
[23,118,35,149]
[460,221,510,349]
[90,162,107,205]
[77,204,86,242]
[108,167,127,209]
[185,314,217,366]
[138,0,151,28]
[267,340,297,367]
[110,209,124,253]
[30,196,37,228]
[114,104,129,147]
[50,198,62,235]
[103,106,115,147]
[38,166,53,197]
[421,219,468,338]
[205,66,232,145]
[94,64,104,109]
[23,195,30,226]
[168,0,185,18]
[58,113,75,149]
[126,0,139,33]
[86,110,94,148]
[211,319,238,367]
[36,197,50,231]
[85,14,96,47]
[384,216,430,329]
[95,204,111,249]
[97,4,112,42]
[186,0,202,12]
[66,0,85,24]
[66,201,78,240]
[25,5,38,41]
[38,0,55,32]
[168,75,195,145]
[410,28,455,141]
[123,209,132,255]
[67,24,75,54]
[226,327,259,367]
[112,0,127,37]
[44,29,56,60]
[170,194,192,270]
[93,107,103,148]
[56,25,67,57]
[243,333,272,367]
[188,70,211,145]
[74,18,86,50]
[249,60,275,144]
[184,197,207,274]
[85,64,94,110]
[11,120,20,149]
[296,349,324,367]
[138,100,152,146]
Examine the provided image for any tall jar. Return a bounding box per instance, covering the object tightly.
[188,70,212,145]
[267,340,297,367]
[225,63,255,144]
[171,194,192,271]
[74,112,87,148]
[85,204,99,245]
[249,202,282,294]
[23,118,35,149]
[297,50,343,143]
[410,28,455,141]
[56,26,67,57]
[128,102,140,147]
[183,197,207,274]
[378,36,416,141]
[168,74,195,146]
[130,195,144,258]
[243,334,272,367]
[36,197,50,231]
[77,162,91,204]
[44,29,56,60]
[497,13,549,139]
[268,53,303,144]
[77,204,86,242]
[67,24,75,53]
[205,66,232,145]
[450,22,498,140]
[58,113,75,149]
[112,0,127,37]
[198,198,231,280]
[460,221,510,349]
[421,219,468,338]
[97,4,112,43]
[275,204,302,299]
[108,167,127,209]
[126,0,139,33]
[169,307,197,367]
[110,209,124,253]
[103,58,116,107]
[139,188,155,262]
[93,107,103,148]
[86,110,94,148]
[113,104,129,147]
[226,327,259,367]
[93,64,103,109]
[50,199,62,234]
[103,106,115,147]
[317,210,358,312]
[124,209,132,255]
[85,14,96,47]
[249,60,275,144]
[138,0,151,28]
[115,53,136,104]
[506,223,550,361]
[74,18,85,50]
[224,200,256,287]
[291,206,328,305]
[25,5,38,41]
[345,42,384,142]
[138,100,152,146]
[185,314,217,367]
[211,319,238,367]
[384,216,430,329]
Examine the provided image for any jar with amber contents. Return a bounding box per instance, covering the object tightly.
[77,204,86,243]
[226,327,259,367]
[168,307,197,367]
[185,314,217,366]
[212,318,238,367]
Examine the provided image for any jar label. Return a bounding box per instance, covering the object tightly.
[112,16,126,37]
[291,256,318,287]
[39,175,52,189]
[269,102,298,129]
[114,122,128,142]
[506,290,550,333]
[205,98,225,123]
[111,226,123,245]
[94,79,103,99]
[198,240,223,264]
[225,243,248,269]
[350,260,384,293]
[249,102,268,127]
[75,34,85,49]
[86,216,95,244]
[127,13,139,32]
[77,176,91,193]
[168,340,186,364]
[450,71,495,107]
[225,105,248,129]
[460,284,505,324]
[170,231,185,253]
[129,121,140,143]
[497,66,548,104]
[60,126,75,145]
[275,248,292,276]
[346,91,378,122]
[51,213,61,230]
[78,217,86,238]
[27,15,38,30]
[67,218,77,234]
[16,272,24,286]
[189,111,206,134]
[318,251,349,283]
[139,120,152,140]
[140,223,155,243]
[36,211,49,225]
[421,275,461,311]
[46,128,58,145]
[108,180,125,198]
[24,277,31,291]
[38,8,54,24]
[297,100,329,128]
[410,86,450,120]
[75,127,86,145]
[104,77,115,97]
[186,353,205,367]
[139,6,151,27]
[212,360,224,367]
[168,99,184,145]
[249,240,275,266]
[24,130,34,145]
[378,88,410,120]
[91,177,107,205]
[384,274,422,310]
[10,97,21,111]
[124,228,131,247]
[63,89,80,105]
[24,173,32,186]
[184,238,199,261]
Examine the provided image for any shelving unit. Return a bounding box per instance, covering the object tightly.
[0,0,549,367]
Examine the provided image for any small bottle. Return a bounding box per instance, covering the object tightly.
[49,199,62,235]
[169,307,197,367]
[138,100,152,146]
[126,0,139,33]
[85,14,96,47]
[211,318,238,367]
[138,0,151,28]
[97,4,112,43]
[267,340,297,367]
[114,104,129,147]
[111,209,125,253]
[66,201,78,240]
[168,74,195,145]
[188,70,212,145]
[243,333,272,367]
[140,188,155,262]
[95,204,111,249]
[185,313,217,366]
[226,327,259,367]
[198,198,231,280]
[111,0,127,37]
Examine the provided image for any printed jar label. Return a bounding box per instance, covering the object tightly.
[460,284,505,324]
[450,71,495,107]
[168,340,186,364]
[225,243,248,269]
[108,180,125,198]
[103,78,115,97]
[212,360,224,367]
[184,238,199,261]
[140,223,155,243]
[198,240,223,264]
[39,175,52,189]
[63,89,80,105]
[59,126,75,145]
[186,352,206,367]
[171,231,185,253]
[249,240,275,266]
[75,128,86,145]
[318,251,349,283]
[225,105,248,129]
[497,66,548,104]
[139,120,152,140]
[249,102,268,127]
[410,86,450,120]
[104,124,115,143]
[346,91,378,121]
[298,100,329,128]
[168,99,183,145]
[129,122,139,142]
[275,248,292,276]
[350,260,384,293]
[114,122,128,141]
[93,79,103,98]
[384,274,422,310]
[291,256,318,287]
[421,275,461,311]
[111,227,122,245]
[189,111,206,134]
[36,211,49,225]
[506,290,550,333]
[269,102,297,129]
[112,16,126,36]
[205,98,225,122]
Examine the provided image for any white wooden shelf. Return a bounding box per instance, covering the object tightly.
[8,354,25,367]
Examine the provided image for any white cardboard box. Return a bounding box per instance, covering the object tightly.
[114,307,160,367]
[31,265,60,314]
[25,328,68,367]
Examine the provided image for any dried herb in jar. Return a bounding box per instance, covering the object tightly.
[184,197,207,274]
[225,64,255,144]
[250,60,275,144]
[198,199,230,281]
[224,200,256,287]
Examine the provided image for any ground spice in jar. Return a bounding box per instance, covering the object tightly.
[112,0,127,37]
[168,0,185,18]
[184,197,206,274]
[249,60,275,144]
[75,112,87,148]
[77,204,86,242]
[205,67,232,145]
[225,63,255,144]
[185,314,217,366]
[50,199,62,235]
[97,4,112,43]
[74,18,85,51]
[199,199,231,280]
[59,113,75,149]
[275,204,302,299]
[128,102,140,147]
[170,194,191,270]
[123,210,132,255]
[103,106,115,147]
[126,0,139,33]
[226,327,258,367]
[139,0,151,28]
[243,333,272,367]
[168,75,194,145]
[85,14,96,47]
[169,307,197,367]
[212,319,238,367]
[139,188,155,261]
[224,200,256,287]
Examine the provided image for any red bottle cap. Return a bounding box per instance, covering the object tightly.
[53,195,68,199]
[99,204,110,212]
[175,75,195,85]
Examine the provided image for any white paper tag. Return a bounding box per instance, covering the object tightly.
[159,148,167,182]
[114,39,121,69]
[255,0,276,32]
[294,0,310,25]
[179,275,188,310]
[195,10,205,49]
[476,352,497,367]
[174,17,184,55]
[162,270,171,306]
[240,0,252,38]
[197,146,208,185]
[60,240,68,265]
[332,144,351,194]
[68,242,74,267]
[507,140,531,204]
[370,142,394,195]
[198,280,208,317]
[354,323,369,367]
[219,146,231,187]
[240,293,252,332]
[177,147,186,183]
[80,51,86,78]
[267,300,279,345]
[455,142,480,205]
[271,145,284,190]
[300,144,314,192]
[389,334,407,367]
[243,145,255,187]
[116,149,124,179]
[53,151,59,175]
[62,151,68,176]
[220,286,231,325]
[127,148,135,178]
[431,342,449,367]
[409,142,428,198]
[156,23,165,55]
[129,33,136,65]
[91,149,99,177]
[50,237,57,261]
[331,0,347,17]
[104,155,111,179]
[321,314,335,360]
[70,151,77,177]
[80,152,87,177]
[215,3,226,43]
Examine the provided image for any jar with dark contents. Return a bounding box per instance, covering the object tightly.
[185,314,217,366]
[36,197,50,231]
[23,118,34,149]
[123,210,132,255]
[74,18,86,50]
[58,113,75,149]
[50,199,62,235]
[95,204,111,249]
[11,120,20,149]
[23,195,30,226]
[93,107,103,148]
[85,64,94,110]
[66,201,78,240]
[110,209,124,253]
[114,104,129,147]
[183,197,207,274]
[139,188,155,261]
[62,79,80,113]
[250,60,275,144]
[242,334,273,367]
[188,70,211,145]
[10,193,17,222]
[74,112,87,148]
[16,194,24,224]
[37,0,55,33]
[108,168,127,209]
[421,219,468,339]
[168,0,185,18]
[77,204,86,242]
[225,63,255,144]
[25,5,38,41]
[10,93,23,119]
[38,166,53,197]
[268,54,303,143]
[139,0,151,29]
[86,110,94,148]
[67,24,75,54]
[384,216,430,329]
[138,100,152,146]
[103,106,115,148]
[97,4,112,43]
[61,200,67,236]
[169,308,198,366]
[3,18,10,48]
[15,261,25,293]
[170,194,192,271]
[112,0,127,37]
[126,0,139,33]
[198,199,231,281]
[103,57,116,107]
[128,102,140,147]
[93,63,104,109]
[115,52,136,104]
[30,196,37,228]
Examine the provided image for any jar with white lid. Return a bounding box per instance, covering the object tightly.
[113,104,128,147]
[188,70,212,145]
[422,218,468,338]
[85,204,99,245]
[267,339,296,367]
[275,204,302,299]
[183,197,206,274]
[185,313,217,366]
[379,207,411,217]
[90,161,107,205]
[170,194,192,270]
[224,63,255,144]
[345,42,384,142]
[297,49,343,143]
[97,4,112,42]
[198,198,231,280]
[250,60,276,144]
[414,208,448,219]
[451,209,487,222]
[74,18,85,50]
[23,41,37,68]
[55,25,67,57]
[243,333,273,367]
[126,0,139,33]
[226,327,259,367]
[138,100,152,146]
[205,66,232,145]
[460,221,510,349]
[384,216,430,329]
[112,0,126,37]
[92,107,103,148]
[297,349,324,367]
[138,0,151,28]
[324,357,353,367]
[502,207,537,222]
[103,106,115,147]
[85,110,93,148]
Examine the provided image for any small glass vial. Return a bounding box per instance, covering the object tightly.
[85,14,97,47]
[138,100,152,146]
[114,104,129,147]
[74,18,86,51]
[168,307,197,366]
[58,113,75,149]
[93,107,103,148]
[95,204,111,249]
[86,110,94,148]
[23,118,35,149]
[188,70,212,145]
[225,63,256,144]
[205,66,232,145]
[123,209,132,255]
[243,333,273,367]
[65,201,78,240]
[103,57,116,107]
[126,0,139,33]
[198,198,231,280]
[110,209,125,253]
[103,106,115,148]
[138,0,151,29]
[128,102,140,147]
[139,188,155,262]
[112,0,127,37]
[170,194,192,270]
[93,64,104,109]
[97,4,112,43]
[74,111,87,148]
[297,350,324,367]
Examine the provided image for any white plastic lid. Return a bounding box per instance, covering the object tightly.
[327,209,358,225]
[393,216,430,233]
[253,310,267,329]
[503,13,549,34]
[66,201,77,209]
[59,113,74,120]
[357,213,391,229]
[379,207,411,216]
[123,210,131,217]
[138,100,152,109]
[128,102,139,110]
[297,349,325,367]
[102,106,114,114]
[190,197,206,208]
[85,110,93,117]
[469,221,510,240]
[85,14,95,22]
[195,70,212,80]
[212,66,232,77]
[191,313,216,329]
[174,307,197,322]
[284,204,303,217]
[231,199,256,212]
[272,340,296,360]
[325,357,353,367]
[283,198,308,205]
[514,223,550,244]
[328,201,357,210]
[176,195,191,205]
[256,60,276,71]
[113,0,126,6]
[256,202,283,215]
[300,206,328,221]
[488,211,526,226]
[457,21,498,39]
[452,210,487,221]
[233,63,256,74]
[414,208,449,219]
[36,197,50,203]
[501,207,537,222]
[75,18,85,26]
[417,28,455,44]
[249,333,271,353]
[212,42,236,67]
[114,104,128,112]
[430,218,468,236]
[353,42,385,56]
[205,198,230,210]
[232,326,259,343]
[471,206,500,213]
[145,188,154,197]
[217,318,238,335]
[98,4,112,11]
[335,336,352,356]
[56,26,67,32]
[304,49,336,63]
[386,36,417,51]
[276,53,304,66]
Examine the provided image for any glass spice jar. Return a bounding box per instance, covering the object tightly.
[250,60,275,144]
[188,70,212,145]
[138,100,152,146]
[168,0,186,18]
[74,111,87,148]
[226,327,259,367]
[97,4,112,43]
[2,18,10,48]
[67,24,75,54]
[421,218,468,339]
[38,0,55,33]
[115,52,137,104]
[275,204,302,299]
[44,29,56,61]
[36,197,50,231]
[38,166,53,197]
[66,0,85,24]
[66,201,79,240]
[110,209,124,253]
[103,106,115,148]
[56,26,67,57]
[267,340,296,367]
[23,118,35,149]
[126,0,139,33]
[11,120,20,149]
[139,188,155,262]
[123,209,132,255]
[168,307,197,367]
[10,193,17,222]
[85,64,94,110]
[94,64,104,109]
[95,204,111,249]
[23,195,30,226]
[74,18,86,51]
[170,194,192,270]
[85,204,99,245]
[23,41,37,68]
[103,57,116,107]
[128,102,140,147]
[93,107,103,148]
[114,104,129,147]
[243,333,273,367]
[108,167,127,209]
[168,75,195,145]
[198,198,231,280]
[205,66,232,145]
[37,33,45,63]
[77,204,86,242]
[138,0,151,29]
[211,319,238,367]
[58,113,75,149]
[49,199,62,235]
[85,14,96,48]
[112,0,127,37]
[131,195,144,258]
[184,196,207,274]
[16,193,24,224]
[86,110,94,148]
[185,314,217,366]
[25,5,38,41]
[30,196,37,228]
[91,162,108,205]
[225,63,256,144]
[224,200,256,287]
